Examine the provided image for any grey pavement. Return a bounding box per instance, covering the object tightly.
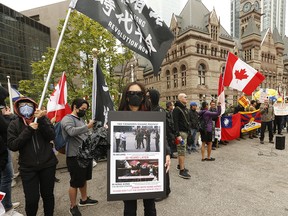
[10,133,288,216]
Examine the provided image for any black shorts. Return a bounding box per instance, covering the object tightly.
[66,157,92,188]
[200,131,213,142]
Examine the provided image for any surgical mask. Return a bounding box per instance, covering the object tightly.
[19,104,34,118]
[127,91,143,107]
[77,109,86,118]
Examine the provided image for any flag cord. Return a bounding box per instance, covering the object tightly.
[35,7,73,122]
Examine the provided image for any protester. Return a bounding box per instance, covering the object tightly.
[273,98,283,135]
[118,82,170,216]
[199,101,221,161]
[259,99,275,144]
[61,98,97,216]
[173,93,191,179]
[146,89,171,201]
[209,101,218,150]
[0,103,22,216]
[188,102,199,153]
[7,97,58,216]
[115,131,121,152]
[234,102,246,140]
[165,102,177,158]
[120,132,126,151]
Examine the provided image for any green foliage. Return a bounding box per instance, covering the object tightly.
[19,11,133,113]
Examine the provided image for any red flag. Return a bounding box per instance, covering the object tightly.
[47,72,71,122]
[220,113,241,141]
[223,52,265,95]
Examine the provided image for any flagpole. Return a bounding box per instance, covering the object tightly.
[36,7,73,122]
[7,76,14,114]
[92,48,98,120]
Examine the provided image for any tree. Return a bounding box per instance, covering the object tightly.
[19,11,133,110]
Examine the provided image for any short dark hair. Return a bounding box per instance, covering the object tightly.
[201,101,208,110]
[166,101,172,108]
[71,98,89,111]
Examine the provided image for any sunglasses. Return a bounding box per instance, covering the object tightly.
[19,102,34,107]
[127,91,144,97]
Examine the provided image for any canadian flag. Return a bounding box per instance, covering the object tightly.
[223,52,265,95]
[47,72,71,122]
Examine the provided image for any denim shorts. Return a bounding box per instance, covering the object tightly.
[66,157,92,188]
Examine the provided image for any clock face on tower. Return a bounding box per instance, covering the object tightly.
[243,2,252,13]
[254,1,260,11]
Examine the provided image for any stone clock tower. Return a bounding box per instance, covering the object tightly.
[239,0,262,70]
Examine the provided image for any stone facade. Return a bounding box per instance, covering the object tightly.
[122,0,288,105]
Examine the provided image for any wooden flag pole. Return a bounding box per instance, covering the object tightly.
[35,7,73,122]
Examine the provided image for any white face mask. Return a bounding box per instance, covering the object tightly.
[19,104,34,118]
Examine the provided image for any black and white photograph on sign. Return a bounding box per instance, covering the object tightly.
[113,126,160,153]
[116,159,159,183]
[108,111,166,201]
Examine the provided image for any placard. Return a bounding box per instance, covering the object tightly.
[107,111,166,201]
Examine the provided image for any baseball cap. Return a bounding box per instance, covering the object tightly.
[190,102,197,106]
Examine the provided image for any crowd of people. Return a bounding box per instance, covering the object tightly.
[1,81,287,216]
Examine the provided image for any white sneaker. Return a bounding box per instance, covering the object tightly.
[12,202,20,209]
[4,209,23,216]
[93,160,97,168]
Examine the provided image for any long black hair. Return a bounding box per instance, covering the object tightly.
[118,82,151,111]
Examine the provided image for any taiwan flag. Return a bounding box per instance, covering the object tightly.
[220,113,241,141]
[223,52,265,95]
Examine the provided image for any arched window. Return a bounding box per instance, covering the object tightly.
[198,64,206,85]
[181,65,187,86]
[173,68,178,88]
[196,44,200,53]
[166,70,170,89]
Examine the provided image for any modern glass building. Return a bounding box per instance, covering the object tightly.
[0,4,51,87]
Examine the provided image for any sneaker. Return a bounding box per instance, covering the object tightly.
[269,140,274,144]
[93,160,97,167]
[78,197,98,206]
[4,209,23,216]
[178,169,191,179]
[69,206,81,216]
[12,202,20,209]
[176,165,189,172]
[260,140,264,144]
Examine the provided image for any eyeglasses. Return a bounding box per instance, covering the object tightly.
[19,102,34,107]
[127,91,144,97]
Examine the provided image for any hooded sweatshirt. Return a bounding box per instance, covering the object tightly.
[7,97,58,171]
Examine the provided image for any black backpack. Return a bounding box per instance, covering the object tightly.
[198,111,207,133]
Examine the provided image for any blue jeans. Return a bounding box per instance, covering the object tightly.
[188,129,198,150]
[0,150,13,211]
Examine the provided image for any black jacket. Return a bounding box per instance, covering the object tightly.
[7,116,58,171]
[173,101,190,136]
[189,109,199,129]
[0,114,9,171]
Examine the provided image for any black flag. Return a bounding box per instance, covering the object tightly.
[70,0,174,74]
[92,60,114,126]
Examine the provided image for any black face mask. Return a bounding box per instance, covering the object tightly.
[77,109,86,118]
[127,94,143,107]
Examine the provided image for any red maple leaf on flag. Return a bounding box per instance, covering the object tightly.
[235,69,248,80]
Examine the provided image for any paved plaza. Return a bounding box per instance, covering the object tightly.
[10,133,288,216]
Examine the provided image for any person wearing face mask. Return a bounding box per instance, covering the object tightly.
[118,82,171,216]
[7,97,58,216]
[61,98,97,216]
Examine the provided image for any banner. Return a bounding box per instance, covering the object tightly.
[239,110,261,132]
[71,0,174,74]
[273,103,288,116]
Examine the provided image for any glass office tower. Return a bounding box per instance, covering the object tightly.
[0,4,51,87]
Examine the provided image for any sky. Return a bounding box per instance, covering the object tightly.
[0,0,287,36]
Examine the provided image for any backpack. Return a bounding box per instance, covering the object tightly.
[54,115,76,154]
[198,111,207,133]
